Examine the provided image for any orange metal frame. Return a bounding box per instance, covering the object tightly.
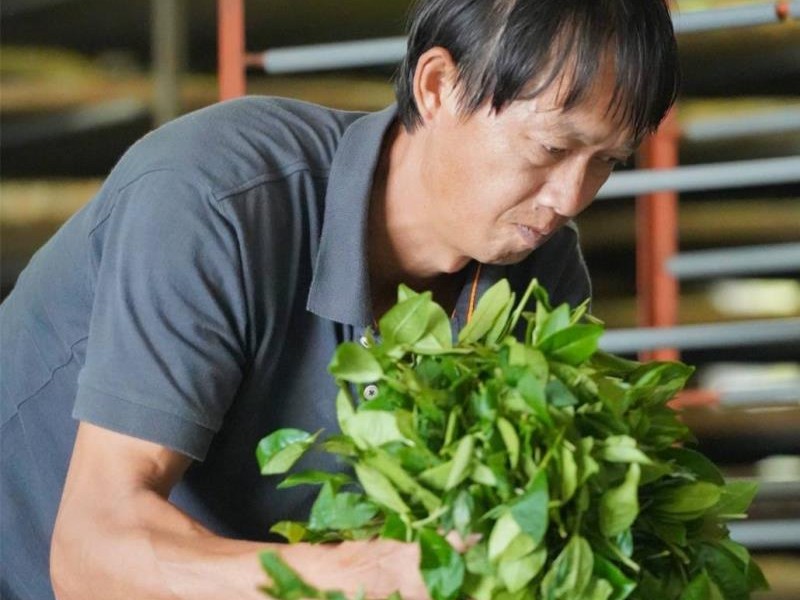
[636,109,680,363]
[215,0,714,407]
[218,0,245,101]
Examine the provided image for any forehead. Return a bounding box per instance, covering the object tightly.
[507,60,637,148]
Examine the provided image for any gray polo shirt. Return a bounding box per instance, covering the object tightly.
[0,96,589,599]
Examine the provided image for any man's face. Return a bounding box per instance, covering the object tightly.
[420,66,635,268]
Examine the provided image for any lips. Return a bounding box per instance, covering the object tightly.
[515,224,543,248]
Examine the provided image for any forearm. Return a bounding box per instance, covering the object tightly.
[51,488,423,600]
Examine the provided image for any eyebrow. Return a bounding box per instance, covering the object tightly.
[560,123,637,156]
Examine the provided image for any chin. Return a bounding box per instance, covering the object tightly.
[485,248,535,266]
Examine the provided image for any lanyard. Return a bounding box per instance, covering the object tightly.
[465,262,483,324]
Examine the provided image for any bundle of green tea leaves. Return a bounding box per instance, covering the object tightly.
[256,279,768,600]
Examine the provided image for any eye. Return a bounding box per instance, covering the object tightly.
[543,145,567,157]
[599,155,630,169]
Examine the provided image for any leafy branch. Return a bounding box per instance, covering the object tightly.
[256,279,768,600]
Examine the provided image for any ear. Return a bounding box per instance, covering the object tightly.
[412,46,460,126]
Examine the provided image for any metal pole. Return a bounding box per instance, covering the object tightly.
[152,0,187,125]
[672,0,799,34]
[682,106,800,142]
[2,99,150,147]
[218,0,246,100]
[668,243,800,280]
[728,519,800,550]
[720,384,800,406]
[636,110,680,362]
[599,318,800,353]
[251,37,408,74]
[597,156,800,198]
[242,2,797,76]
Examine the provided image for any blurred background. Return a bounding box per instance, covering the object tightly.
[1,0,798,596]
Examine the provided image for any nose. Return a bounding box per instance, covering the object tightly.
[536,162,592,219]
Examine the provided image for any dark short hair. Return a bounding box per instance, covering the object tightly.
[394,0,680,141]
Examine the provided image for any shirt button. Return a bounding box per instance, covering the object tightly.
[363,384,379,400]
[359,335,370,348]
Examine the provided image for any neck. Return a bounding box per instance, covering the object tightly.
[367,122,470,317]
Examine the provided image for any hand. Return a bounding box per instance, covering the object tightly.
[281,539,429,600]
[444,530,481,553]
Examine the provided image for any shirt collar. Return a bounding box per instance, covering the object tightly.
[306,104,546,329]
[307,104,398,326]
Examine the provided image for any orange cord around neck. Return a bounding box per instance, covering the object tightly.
[465,263,482,323]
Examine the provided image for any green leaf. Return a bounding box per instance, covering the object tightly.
[660,447,725,485]
[746,556,770,592]
[594,376,630,417]
[397,283,419,302]
[308,482,378,531]
[379,293,432,347]
[536,303,571,343]
[599,463,640,538]
[328,342,383,383]
[414,300,454,353]
[381,511,409,541]
[420,460,455,491]
[354,463,410,514]
[578,577,614,600]
[507,341,549,379]
[539,324,603,365]
[680,570,716,600]
[540,535,594,600]
[419,528,465,600]
[459,279,512,344]
[465,542,492,577]
[485,294,516,344]
[269,520,309,544]
[507,278,540,334]
[510,469,550,546]
[711,480,759,518]
[498,546,547,593]
[560,444,578,503]
[259,551,321,600]
[545,378,579,408]
[347,411,409,450]
[446,434,475,490]
[497,418,520,469]
[600,435,653,465]
[256,428,319,475]
[649,520,686,546]
[363,450,441,512]
[319,434,357,457]
[277,470,352,490]
[589,351,640,377]
[452,490,474,539]
[335,388,355,434]
[592,554,636,600]
[652,481,722,520]
[577,437,600,486]
[532,282,554,313]
[518,373,552,425]
[627,361,694,407]
[499,531,538,563]
[488,510,522,561]
[697,543,751,600]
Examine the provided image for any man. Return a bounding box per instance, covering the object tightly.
[0,0,679,598]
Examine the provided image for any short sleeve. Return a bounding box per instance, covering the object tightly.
[74,169,249,460]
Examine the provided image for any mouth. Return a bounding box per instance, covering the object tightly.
[515,224,549,248]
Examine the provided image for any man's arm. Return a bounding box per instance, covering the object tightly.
[51,422,428,600]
